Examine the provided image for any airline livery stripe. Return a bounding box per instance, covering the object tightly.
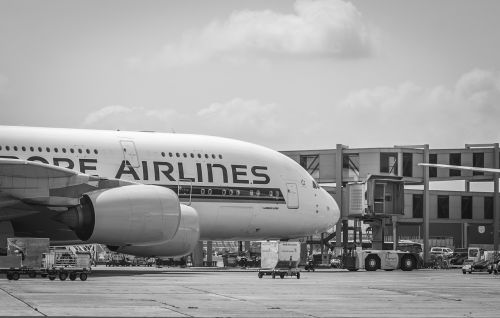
[161,185,286,204]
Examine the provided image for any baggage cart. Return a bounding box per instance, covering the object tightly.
[258,241,301,279]
[43,247,92,281]
[1,238,49,280]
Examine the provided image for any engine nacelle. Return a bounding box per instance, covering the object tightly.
[115,204,200,258]
[65,185,181,246]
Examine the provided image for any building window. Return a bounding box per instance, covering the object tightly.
[342,153,360,179]
[461,196,472,219]
[412,194,423,218]
[473,152,484,176]
[429,153,437,178]
[437,196,449,219]
[485,196,493,219]
[300,154,320,179]
[449,153,461,177]
[380,153,398,175]
[403,153,413,177]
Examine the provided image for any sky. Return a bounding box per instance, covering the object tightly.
[1,0,500,151]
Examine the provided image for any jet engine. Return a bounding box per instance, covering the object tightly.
[60,185,181,246]
[114,204,200,258]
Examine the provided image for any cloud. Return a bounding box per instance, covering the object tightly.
[196,98,285,141]
[333,69,500,147]
[82,105,181,132]
[81,99,286,146]
[129,0,376,69]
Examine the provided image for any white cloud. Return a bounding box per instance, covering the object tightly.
[130,0,376,69]
[81,99,286,146]
[82,105,182,132]
[333,69,500,147]
[196,98,285,141]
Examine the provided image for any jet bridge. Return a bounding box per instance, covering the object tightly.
[344,175,404,250]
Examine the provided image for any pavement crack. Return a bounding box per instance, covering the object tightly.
[0,285,46,316]
[152,299,193,317]
[368,286,462,302]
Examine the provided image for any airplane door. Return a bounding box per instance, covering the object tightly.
[120,140,140,168]
[286,183,299,209]
[178,179,193,206]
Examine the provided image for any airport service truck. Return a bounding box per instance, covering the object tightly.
[0,238,91,281]
[342,247,418,271]
[258,241,301,279]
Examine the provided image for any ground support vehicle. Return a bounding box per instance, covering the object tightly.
[258,242,301,279]
[342,248,418,271]
[449,248,468,268]
[43,248,92,281]
[1,238,49,280]
[1,239,91,281]
[462,247,499,275]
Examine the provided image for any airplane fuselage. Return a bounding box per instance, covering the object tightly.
[0,126,339,244]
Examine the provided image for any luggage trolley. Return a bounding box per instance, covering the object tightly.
[258,241,301,279]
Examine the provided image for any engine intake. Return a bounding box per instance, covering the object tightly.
[62,185,181,245]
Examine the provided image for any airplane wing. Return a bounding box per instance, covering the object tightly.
[0,158,136,209]
[418,163,500,174]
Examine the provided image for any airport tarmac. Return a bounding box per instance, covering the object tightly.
[1,267,499,317]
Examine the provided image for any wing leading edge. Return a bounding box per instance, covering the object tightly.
[0,158,135,208]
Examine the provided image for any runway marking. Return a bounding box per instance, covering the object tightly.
[0,285,47,316]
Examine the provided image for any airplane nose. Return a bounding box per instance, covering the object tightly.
[320,188,340,231]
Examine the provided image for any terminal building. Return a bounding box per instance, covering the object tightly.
[282,143,500,259]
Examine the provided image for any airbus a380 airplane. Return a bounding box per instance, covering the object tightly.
[0,126,339,257]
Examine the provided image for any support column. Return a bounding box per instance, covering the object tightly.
[335,144,344,249]
[191,241,204,267]
[494,143,499,251]
[206,241,213,266]
[392,215,398,250]
[423,144,430,263]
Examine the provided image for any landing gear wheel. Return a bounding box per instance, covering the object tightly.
[365,255,379,271]
[12,272,20,281]
[49,276,56,281]
[59,272,68,281]
[401,255,416,271]
[80,273,88,281]
[69,273,77,281]
[6,273,13,280]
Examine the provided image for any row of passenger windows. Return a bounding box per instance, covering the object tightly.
[0,145,223,160]
[161,152,223,160]
[0,145,98,155]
